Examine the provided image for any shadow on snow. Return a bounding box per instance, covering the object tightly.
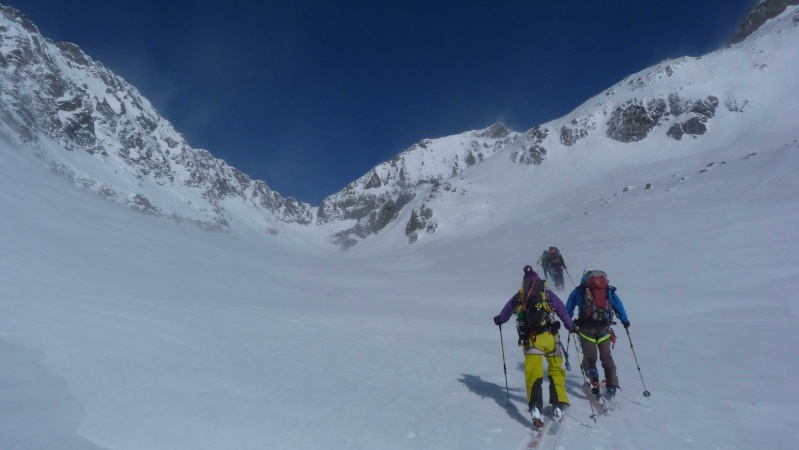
[457,374,530,429]
[0,339,109,450]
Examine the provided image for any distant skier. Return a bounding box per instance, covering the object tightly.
[493,265,575,428]
[537,250,550,280]
[566,270,630,402]
[548,247,567,290]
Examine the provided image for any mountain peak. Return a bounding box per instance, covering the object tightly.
[475,122,512,139]
[0,5,39,35]
[729,0,799,45]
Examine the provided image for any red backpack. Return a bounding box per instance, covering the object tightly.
[580,270,612,324]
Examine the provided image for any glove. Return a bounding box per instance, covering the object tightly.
[569,324,579,333]
[622,321,630,329]
[493,315,502,326]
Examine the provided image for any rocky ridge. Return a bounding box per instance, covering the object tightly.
[729,0,799,45]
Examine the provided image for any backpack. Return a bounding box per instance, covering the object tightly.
[515,276,555,346]
[579,270,612,325]
[540,251,550,266]
[549,252,563,268]
[520,276,551,328]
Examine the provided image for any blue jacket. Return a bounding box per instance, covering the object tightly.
[566,285,629,325]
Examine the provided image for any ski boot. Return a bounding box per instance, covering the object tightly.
[552,403,568,421]
[606,385,617,399]
[588,368,601,397]
[529,404,544,428]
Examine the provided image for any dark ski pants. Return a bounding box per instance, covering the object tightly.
[553,269,564,288]
[578,326,619,388]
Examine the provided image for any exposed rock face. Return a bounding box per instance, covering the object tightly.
[512,126,548,164]
[605,93,724,143]
[666,95,719,140]
[729,0,799,45]
[606,98,668,143]
[560,112,599,146]
[0,6,313,231]
[624,62,679,92]
[725,97,750,112]
[405,204,436,244]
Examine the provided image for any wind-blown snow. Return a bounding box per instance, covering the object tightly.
[2,5,799,450]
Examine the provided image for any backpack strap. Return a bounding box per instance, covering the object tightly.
[517,276,538,315]
[524,275,540,305]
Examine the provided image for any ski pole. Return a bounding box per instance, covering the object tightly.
[563,331,572,372]
[570,331,597,422]
[565,268,575,287]
[499,324,512,406]
[624,327,651,397]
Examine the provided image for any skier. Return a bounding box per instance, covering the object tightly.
[493,265,575,428]
[537,250,550,280]
[565,270,630,401]
[548,247,567,290]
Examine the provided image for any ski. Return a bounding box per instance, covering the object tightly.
[599,394,620,411]
[525,430,542,449]
[582,383,608,417]
[525,417,564,448]
[524,405,566,448]
[525,422,550,448]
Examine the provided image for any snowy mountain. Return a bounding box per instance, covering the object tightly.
[0,5,313,234]
[337,0,799,250]
[1,1,798,250]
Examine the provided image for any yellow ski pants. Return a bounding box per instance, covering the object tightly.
[522,331,569,408]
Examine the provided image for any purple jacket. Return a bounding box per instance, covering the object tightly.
[496,287,574,330]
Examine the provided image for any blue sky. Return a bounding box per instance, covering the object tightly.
[14,0,753,204]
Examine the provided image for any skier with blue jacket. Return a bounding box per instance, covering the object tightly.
[566,270,630,400]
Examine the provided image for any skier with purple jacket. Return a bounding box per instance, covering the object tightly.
[493,265,576,428]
